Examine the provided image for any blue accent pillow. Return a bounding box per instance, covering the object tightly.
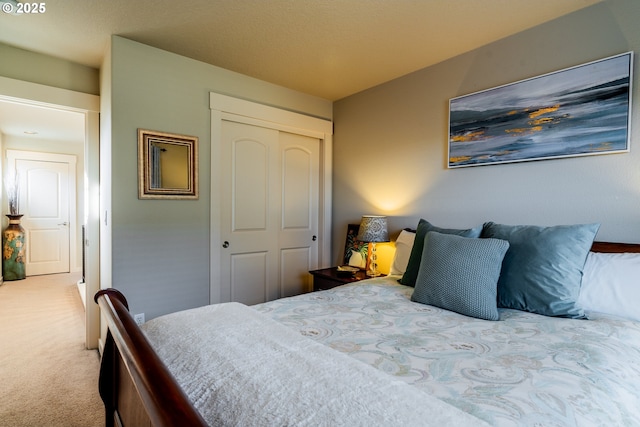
[399,219,482,287]
[481,222,600,318]
[411,231,509,321]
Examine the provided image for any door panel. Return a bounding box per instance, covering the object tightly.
[233,139,269,231]
[221,121,280,304]
[220,122,320,304]
[279,132,319,297]
[231,252,267,305]
[28,229,62,263]
[282,147,311,228]
[17,159,70,276]
[280,247,311,298]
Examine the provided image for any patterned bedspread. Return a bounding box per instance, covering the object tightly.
[254,276,640,426]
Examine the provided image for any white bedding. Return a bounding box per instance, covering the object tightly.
[142,301,489,427]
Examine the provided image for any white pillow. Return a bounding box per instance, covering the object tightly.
[579,251,640,322]
[389,230,416,276]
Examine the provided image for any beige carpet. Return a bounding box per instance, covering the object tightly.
[0,273,104,427]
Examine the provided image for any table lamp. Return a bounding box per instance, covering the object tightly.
[356,215,389,277]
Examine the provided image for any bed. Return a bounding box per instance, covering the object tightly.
[95,221,640,427]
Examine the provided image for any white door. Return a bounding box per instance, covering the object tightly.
[220,121,320,305]
[279,131,319,298]
[220,121,280,305]
[8,151,75,276]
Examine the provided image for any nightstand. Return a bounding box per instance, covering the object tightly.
[309,267,383,291]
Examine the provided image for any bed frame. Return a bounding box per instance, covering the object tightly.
[94,241,640,427]
[95,288,207,427]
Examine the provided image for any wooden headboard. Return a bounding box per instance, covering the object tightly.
[591,241,640,253]
[400,228,640,254]
[94,240,640,427]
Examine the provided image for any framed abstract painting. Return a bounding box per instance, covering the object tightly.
[448,52,633,168]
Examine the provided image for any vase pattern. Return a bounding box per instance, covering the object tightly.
[3,215,26,281]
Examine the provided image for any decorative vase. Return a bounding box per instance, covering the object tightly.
[348,249,366,268]
[3,214,26,281]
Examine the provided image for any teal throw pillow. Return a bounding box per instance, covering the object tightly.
[399,219,482,287]
[411,231,509,321]
[481,222,599,318]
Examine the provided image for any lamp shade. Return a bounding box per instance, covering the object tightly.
[356,215,389,243]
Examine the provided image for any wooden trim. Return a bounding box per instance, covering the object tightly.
[209,92,332,134]
[0,75,100,112]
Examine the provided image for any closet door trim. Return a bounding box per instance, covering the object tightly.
[209,92,333,304]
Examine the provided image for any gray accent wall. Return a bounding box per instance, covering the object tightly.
[332,0,640,263]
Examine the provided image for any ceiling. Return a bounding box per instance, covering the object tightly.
[0,0,601,143]
[0,100,85,144]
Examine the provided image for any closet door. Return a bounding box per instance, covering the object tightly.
[220,121,319,305]
[279,131,319,298]
[220,121,279,305]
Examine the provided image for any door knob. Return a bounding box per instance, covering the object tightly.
[58,222,69,226]
[222,241,230,248]
[312,235,317,241]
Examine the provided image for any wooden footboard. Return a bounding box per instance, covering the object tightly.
[94,289,207,427]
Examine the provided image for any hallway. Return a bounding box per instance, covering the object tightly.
[0,273,103,426]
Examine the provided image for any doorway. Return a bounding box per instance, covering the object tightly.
[0,76,100,349]
[7,150,77,276]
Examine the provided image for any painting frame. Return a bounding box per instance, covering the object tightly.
[138,129,199,200]
[448,52,633,168]
[343,224,368,269]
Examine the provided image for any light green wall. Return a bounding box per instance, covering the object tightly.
[332,0,640,262]
[105,36,332,319]
[0,44,99,95]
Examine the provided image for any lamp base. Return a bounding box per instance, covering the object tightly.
[366,263,382,277]
[366,242,381,277]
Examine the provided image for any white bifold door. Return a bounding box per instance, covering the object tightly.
[220,120,320,305]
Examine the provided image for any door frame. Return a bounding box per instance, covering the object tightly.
[6,150,77,275]
[209,92,333,304]
[0,76,100,349]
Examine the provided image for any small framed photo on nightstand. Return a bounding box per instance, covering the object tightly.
[343,224,368,269]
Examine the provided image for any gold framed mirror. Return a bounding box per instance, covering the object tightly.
[138,129,199,199]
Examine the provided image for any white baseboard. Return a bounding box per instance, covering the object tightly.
[77,280,86,310]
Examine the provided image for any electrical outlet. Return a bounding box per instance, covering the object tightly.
[133,313,145,326]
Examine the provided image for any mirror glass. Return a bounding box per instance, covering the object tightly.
[138,129,198,199]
